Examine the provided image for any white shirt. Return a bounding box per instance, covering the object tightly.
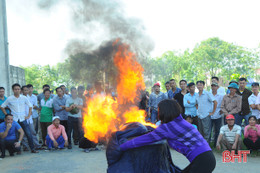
[211,93,224,119]
[27,94,39,118]
[1,95,32,122]
[255,93,260,119]
[220,124,241,144]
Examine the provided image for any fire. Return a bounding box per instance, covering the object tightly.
[82,41,156,143]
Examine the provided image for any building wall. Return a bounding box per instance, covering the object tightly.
[9,65,26,88]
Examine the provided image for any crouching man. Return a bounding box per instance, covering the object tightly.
[0,114,24,158]
[216,114,242,151]
[46,116,68,149]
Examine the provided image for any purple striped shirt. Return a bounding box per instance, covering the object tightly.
[120,115,211,162]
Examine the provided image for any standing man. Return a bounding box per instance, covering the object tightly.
[236,78,252,126]
[196,81,217,144]
[65,87,83,149]
[221,83,242,125]
[174,80,188,115]
[183,82,198,127]
[210,82,224,147]
[0,87,10,124]
[248,82,259,123]
[209,77,226,95]
[37,84,54,107]
[53,87,68,133]
[27,84,40,134]
[148,83,167,123]
[0,83,38,153]
[168,79,181,99]
[0,114,24,158]
[164,81,171,99]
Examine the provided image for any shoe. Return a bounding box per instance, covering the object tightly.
[31,150,39,153]
[68,145,72,149]
[0,155,5,158]
[84,149,90,153]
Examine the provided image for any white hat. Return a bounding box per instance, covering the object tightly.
[52,116,60,121]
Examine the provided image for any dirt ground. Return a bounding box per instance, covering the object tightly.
[0,145,259,173]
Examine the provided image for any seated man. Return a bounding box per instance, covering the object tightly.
[0,114,24,158]
[216,114,242,151]
[46,116,68,149]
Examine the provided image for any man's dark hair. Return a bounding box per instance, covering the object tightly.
[5,114,13,119]
[179,80,187,85]
[239,78,247,82]
[70,87,76,92]
[21,85,28,91]
[0,87,5,90]
[78,86,85,90]
[165,81,170,85]
[27,84,33,88]
[196,81,205,85]
[55,87,63,92]
[158,99,182,123]
[187,82,195,88]
[169,79,175,82]
[211,76,219,81]
[42,84,50,89]
[12,83,21,90]
[60,85,65,88]
[251,82,259,87]
[43,89,51,94]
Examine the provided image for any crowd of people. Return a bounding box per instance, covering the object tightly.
[0,83,100,158]
[141,77,260,156]
[0,76,260,161]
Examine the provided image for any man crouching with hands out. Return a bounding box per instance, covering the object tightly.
[0,114,24,158]
[46,116,68,150]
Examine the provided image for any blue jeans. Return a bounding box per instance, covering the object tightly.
[46,135,65,149]
[151,109,158,124]
[209,117,222,147]
[235,113,251,126]
[18,120,35,150]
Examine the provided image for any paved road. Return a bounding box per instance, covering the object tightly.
[0,146,259,173]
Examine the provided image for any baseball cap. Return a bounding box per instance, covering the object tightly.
[52,116,60,121]
[226,114,235,120]
[211,82,218,86]
[153,82,160,87]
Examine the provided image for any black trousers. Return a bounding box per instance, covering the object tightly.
[243,138,260,150]
[60,120,68,134]
[67,117,81,144]
[0,139,21,156]
[182,151,216,173]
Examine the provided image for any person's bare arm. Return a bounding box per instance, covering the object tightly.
[209,100,217,115]
[216,134,223,150]
[15,128,24,147]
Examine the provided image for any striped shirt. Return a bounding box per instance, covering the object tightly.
[1,95,32,122]
[120,115,211,162]
[220,124,241,143]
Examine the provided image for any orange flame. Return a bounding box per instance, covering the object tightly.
[82,41,156,143]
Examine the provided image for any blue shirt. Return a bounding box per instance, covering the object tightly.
[196,90,216,119]
[183,93,198,117]
[0,96,10,120]
[168,88,181,99]
[120,115,211,162]
[0,121,21,141]
[148,92,167,109]
[53,95,68,121]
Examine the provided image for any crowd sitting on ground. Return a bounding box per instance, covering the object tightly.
[0,76,260,159]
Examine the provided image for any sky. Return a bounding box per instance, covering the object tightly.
[5,0,260,66]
